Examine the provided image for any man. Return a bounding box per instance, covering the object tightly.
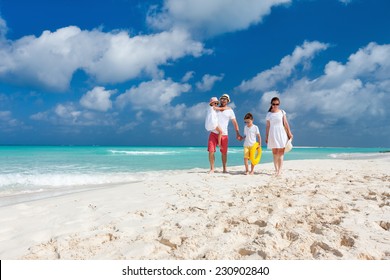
[207,93,241,173]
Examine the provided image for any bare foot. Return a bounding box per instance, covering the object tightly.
[208,169,215,174]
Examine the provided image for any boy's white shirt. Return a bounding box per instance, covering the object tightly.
[243,124,259,147]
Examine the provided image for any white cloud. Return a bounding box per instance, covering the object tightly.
[0,17,8,40]
[80,86,116,112]
[0,110,24,130]
[115,78,216,131]
[31,103,116,126]
[196,74,224,91]
[0,25,206,91]
[238,41,329,92]
[87,28,207,84]
[116,78,191,115]
[339,0,352,5]
[181,71,195,82]
[0,111,11,119]
[54,104,82,123]
[259,42,390,126]
[184,102,209,121]
[147,0,291,37]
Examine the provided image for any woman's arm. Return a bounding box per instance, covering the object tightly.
[265,120,270,144]
[283,115,293,139]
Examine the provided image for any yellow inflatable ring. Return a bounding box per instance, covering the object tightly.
[249,142,262,165]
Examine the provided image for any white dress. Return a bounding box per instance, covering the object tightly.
[266,110,288,149]
[205,107,218,131]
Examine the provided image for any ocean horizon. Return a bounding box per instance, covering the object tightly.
[0,145,389,206]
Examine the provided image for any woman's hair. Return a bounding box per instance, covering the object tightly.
[244,112,253,120]
[268,97,280,112]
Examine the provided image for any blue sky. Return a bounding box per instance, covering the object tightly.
[0,0,389,147]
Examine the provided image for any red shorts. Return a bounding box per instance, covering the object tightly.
[208,132,228,155]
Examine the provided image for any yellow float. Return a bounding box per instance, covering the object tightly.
[249,142,262,165]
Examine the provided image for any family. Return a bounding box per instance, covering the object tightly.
[206,94,293,176]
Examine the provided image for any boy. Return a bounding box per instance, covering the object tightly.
[241,113,261,175]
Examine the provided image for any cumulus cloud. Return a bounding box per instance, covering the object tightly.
[116,78,191,114]
[181,71,195,82]
[339,0,352,5]
[0,17,8,40]
[237,41,329,92]
[147,0,291,37]
[115,78,215,132]
[0,110,25,131]
[258,42,390,126]
[80,86,116,112]
[0,25,206,91]
[196,74,224,91]
[31,103,116,126]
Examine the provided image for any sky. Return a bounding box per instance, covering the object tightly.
[0,0,389,147]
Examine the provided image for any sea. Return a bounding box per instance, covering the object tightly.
[0,145,388,206]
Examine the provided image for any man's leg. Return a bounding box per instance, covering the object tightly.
[220,135,229,173]
[222,153,227,173]
[209,151,215,173]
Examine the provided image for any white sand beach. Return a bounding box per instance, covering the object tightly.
[0,156,389,260]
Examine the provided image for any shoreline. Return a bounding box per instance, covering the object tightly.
[0,157,389,260]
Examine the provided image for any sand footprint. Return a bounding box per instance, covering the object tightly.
[310,242,343,258]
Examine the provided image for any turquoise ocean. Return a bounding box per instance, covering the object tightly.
[0,145,388,206]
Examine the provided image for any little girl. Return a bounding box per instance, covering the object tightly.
[205,97,228,146]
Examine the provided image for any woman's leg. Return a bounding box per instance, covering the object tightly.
[272,148,278,174]
[276,148,285,176]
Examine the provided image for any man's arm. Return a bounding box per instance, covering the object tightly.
[231,118,242,140]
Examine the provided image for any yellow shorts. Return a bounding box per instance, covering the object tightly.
[244,146,251,159]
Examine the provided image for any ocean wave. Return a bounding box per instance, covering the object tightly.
[108,150,180,155]
[328,153,387,160]
[0,172,143,192]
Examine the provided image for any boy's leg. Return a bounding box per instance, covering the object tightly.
[244,147,250,174]
[250,163,255,175]
[244,158,249,174]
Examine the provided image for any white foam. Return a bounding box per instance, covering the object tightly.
[0,172,143,195]
[328,153,387,160]
[108,150,179,155]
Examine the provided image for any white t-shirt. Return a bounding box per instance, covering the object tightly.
[244,124,260,147]
[212,109,236,135]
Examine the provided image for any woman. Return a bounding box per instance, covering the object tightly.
[265,97,293,176]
